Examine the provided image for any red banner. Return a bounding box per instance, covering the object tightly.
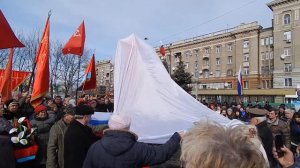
[0,70,30,91]
[0,10,25,49]
[62,21,85,56]
[31,17,50,107]
[78,54,96,90]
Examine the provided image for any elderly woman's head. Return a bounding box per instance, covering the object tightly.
[181,122,267,168]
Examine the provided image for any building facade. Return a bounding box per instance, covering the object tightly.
[267,0,300,102]
[156,0,299,104]
[95,60,114,94]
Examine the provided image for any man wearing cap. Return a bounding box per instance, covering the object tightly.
[47,106,75,168]
[64,104,97,168]
[3,99,21,120]
[83,114,183,168]
[248,107,274,167]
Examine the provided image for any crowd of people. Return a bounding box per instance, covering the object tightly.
[1,92,300,168]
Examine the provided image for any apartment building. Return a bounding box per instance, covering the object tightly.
[267,0,300,102]
[156,0,299,103]
[95,60,114,94]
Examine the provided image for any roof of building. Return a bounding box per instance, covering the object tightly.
[267,0,298,10]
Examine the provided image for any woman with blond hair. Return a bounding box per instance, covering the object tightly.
[181,122,268,168]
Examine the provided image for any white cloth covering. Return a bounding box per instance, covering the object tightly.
[112,34,243,144]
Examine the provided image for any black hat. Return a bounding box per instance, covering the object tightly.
[247,108,268,116]
[75,104,94,115]
[5,99,19,107]
[63,106,76,116]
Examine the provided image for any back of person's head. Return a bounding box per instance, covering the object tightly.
[181,122,267,168]
[108,114,131,130]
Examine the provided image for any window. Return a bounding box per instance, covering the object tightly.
[244,67,249,75]
[227,43,233,51]
[296,10,299,20]
[265,37,269,45]
[284,63,292,72]
[243,53,249,62]
[228,56,233,64]
[227,82,233,89]
[284,14,291,25]
[270,37,273,45]
[284,48,291,56]
[204,48,210,54]
[243,81,249,89]
[261,52,265,60]
[285,78,292,86]
[185,63,189,69]
[270,51,273,59]
[215,70,221,77]
[227,69,233,76]
[243,40,249,48]
[204,60,209,66]
[284,31,291,41]
[266,52,270,60]
[261,38,265,46]
[204,70,209,78]
[216,58,221,65]
[216,46,221,53]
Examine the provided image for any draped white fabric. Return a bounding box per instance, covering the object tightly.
[112,34,242,144]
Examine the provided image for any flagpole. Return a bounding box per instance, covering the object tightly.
[76,56,81,104]
[27,10,52,92]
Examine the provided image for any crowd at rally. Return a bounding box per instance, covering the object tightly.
[1,92,300,168]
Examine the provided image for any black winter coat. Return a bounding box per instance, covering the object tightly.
[256,120,274,167]
[83,130,181,168]
[64,120,97,168]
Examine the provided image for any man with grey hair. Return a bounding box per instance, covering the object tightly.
[83,114,183,168]
[248,107,274,167]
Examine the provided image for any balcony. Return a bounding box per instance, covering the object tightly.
[202,65,210,70]
[243,62,249,67]
[203,54,210,59]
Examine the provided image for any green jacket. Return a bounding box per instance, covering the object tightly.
[46,119,69,168]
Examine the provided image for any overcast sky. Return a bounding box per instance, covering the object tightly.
[1,0,273,60]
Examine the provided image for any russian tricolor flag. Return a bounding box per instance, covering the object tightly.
[237,66,243,97]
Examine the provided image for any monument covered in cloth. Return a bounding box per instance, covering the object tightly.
[111,34,242,144]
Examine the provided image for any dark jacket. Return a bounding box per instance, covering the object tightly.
[267,118,291,149]
[256,120,274,167]
[83,130,181,168]
[47,119,69,168]
[0,135,15,168]
[18,97,34,120]
[30,112,55,166]
[64,120,97,168]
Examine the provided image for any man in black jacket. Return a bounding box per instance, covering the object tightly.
[83,114,183,168]
[248,107,274,167]
[64,105,97,168]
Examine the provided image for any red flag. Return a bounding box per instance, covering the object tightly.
[0,10,25,49]
[0,48,14,102]
[160,45,166,56]
[78,54,96,90]
[62,21,85,56]
[31,17,50,107]
[0,70,30,91]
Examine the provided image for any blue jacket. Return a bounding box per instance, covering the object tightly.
[83,130,181,168]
